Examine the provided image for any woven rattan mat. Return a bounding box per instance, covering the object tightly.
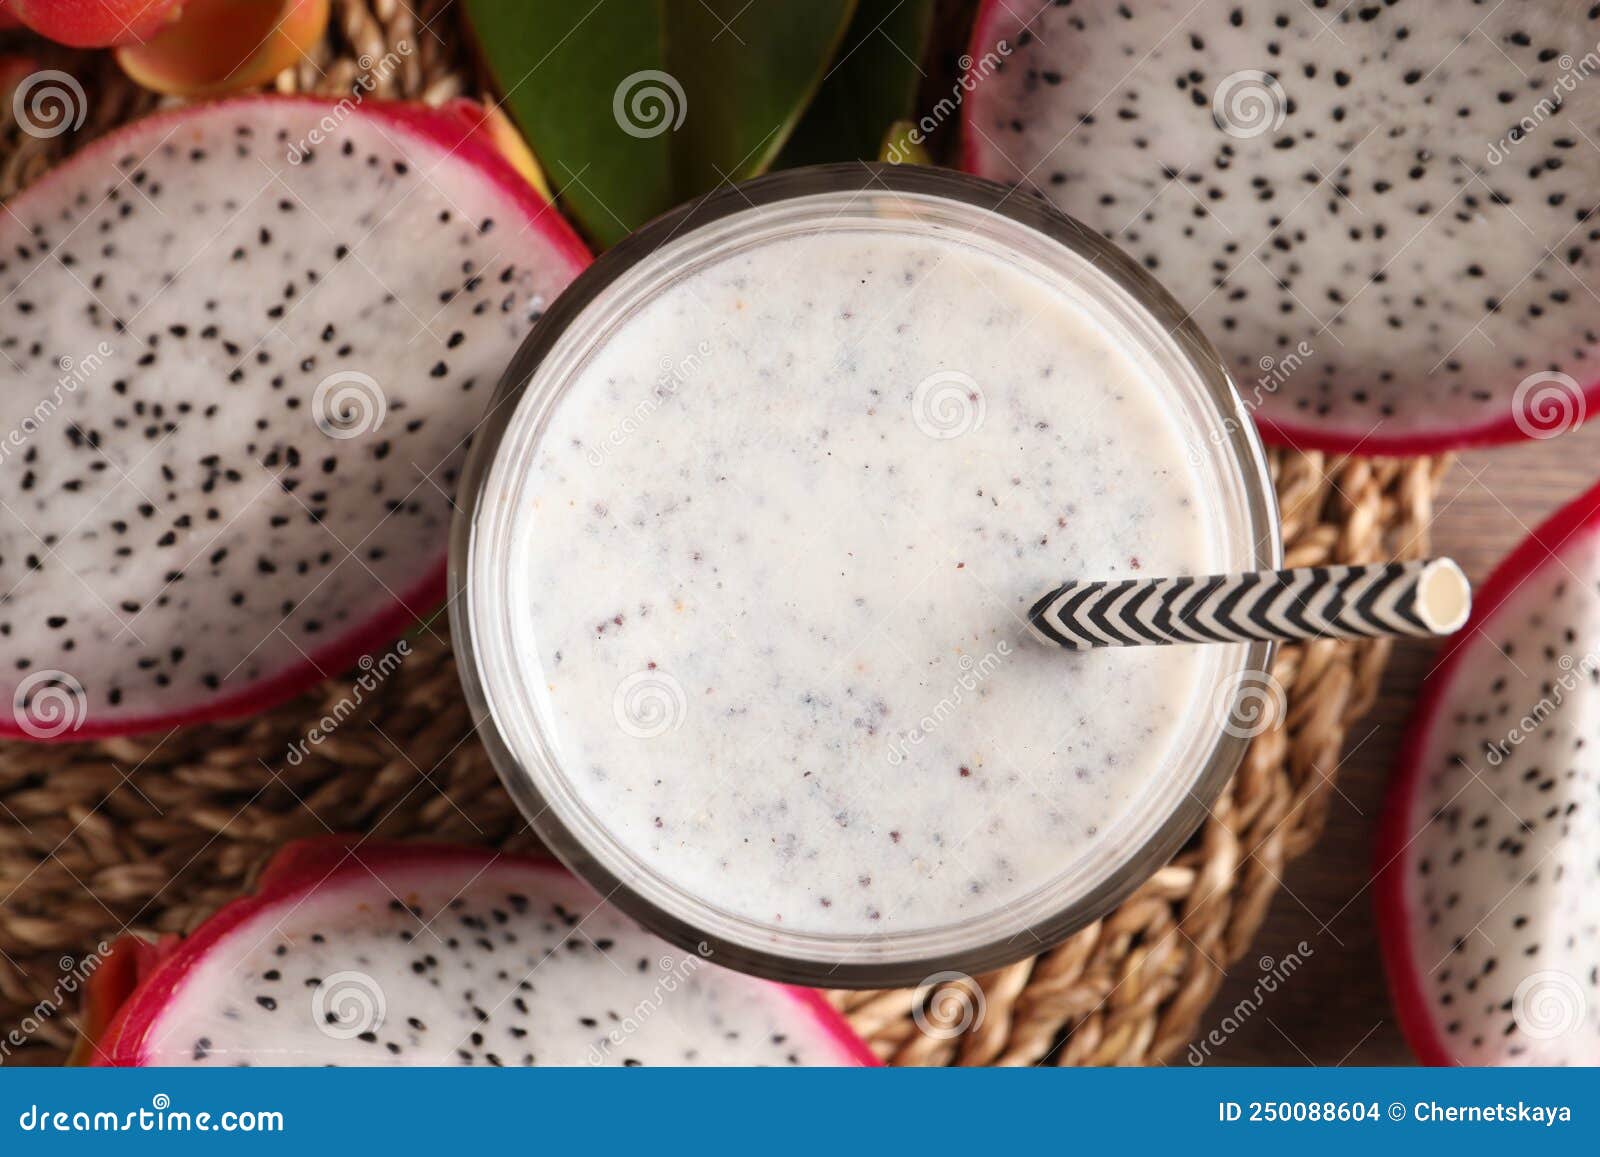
[0,0,1449,1066]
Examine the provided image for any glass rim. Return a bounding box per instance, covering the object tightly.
[449,163,1282,988]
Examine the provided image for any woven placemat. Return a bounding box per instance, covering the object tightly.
[0,0,1449,1066]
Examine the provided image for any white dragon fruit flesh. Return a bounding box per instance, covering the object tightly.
[0,96,589,739]
[89,839,878,1067]
[1378,480,1600,1064]
[964,0,1600,453]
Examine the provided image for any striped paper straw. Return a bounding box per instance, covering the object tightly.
[1027,559,1471,650]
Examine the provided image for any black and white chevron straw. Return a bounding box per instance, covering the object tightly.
[1027,559,1471,650]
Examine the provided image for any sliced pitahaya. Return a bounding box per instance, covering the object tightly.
[1377,480,1600,1065]
[0,96,589,740]
[91,839,877,1066]
[963,1,1600,453]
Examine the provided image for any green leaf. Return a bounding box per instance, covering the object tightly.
[465,0,857,248]
[777,0,935,167]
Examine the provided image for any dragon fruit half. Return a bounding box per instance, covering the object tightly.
[0,95,589,740]
[964,0,1600,453]
[1378,480,1600,1064]
[85,838,877,1067]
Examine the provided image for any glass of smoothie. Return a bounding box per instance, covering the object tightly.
[451,166,1280,987]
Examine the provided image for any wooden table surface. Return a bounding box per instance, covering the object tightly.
[1201,421,1600,1066]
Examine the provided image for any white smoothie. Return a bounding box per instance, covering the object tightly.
[494,220,1233,941]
